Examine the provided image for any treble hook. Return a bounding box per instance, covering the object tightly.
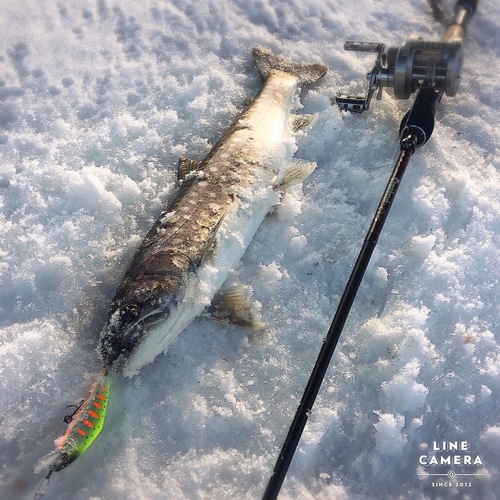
[62,399,84,425]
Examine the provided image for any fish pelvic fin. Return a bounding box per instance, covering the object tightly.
[210,285,264,330]
[252,46,327,84]
[272,158,317,191]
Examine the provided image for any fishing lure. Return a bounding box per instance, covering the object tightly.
[34,372,111,499]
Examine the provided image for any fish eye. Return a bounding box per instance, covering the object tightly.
[60,452,70,463]
[122,303,142,323]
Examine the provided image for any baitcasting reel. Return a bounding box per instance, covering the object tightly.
[336,37,463,113]
[334,0,478,147]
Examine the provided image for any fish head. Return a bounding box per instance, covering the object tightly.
[98,274,183,371]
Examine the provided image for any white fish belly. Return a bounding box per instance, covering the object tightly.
[123,178,280,377]
[123,71,300,376]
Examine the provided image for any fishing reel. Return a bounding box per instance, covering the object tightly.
[336,37,463,113]
[334,0,478,148]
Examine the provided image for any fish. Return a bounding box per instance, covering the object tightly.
[34,373,111,499]
[98,45,328,377]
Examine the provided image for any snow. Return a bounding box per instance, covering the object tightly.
[0,0,499,499]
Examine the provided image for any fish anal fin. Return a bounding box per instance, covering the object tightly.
[291,113,318,133]
[178,156,202,182]
[210,285,264,329]
[272,158,317,191]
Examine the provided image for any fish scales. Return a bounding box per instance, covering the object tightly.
[134,69,301,265]
[98,46,327,375]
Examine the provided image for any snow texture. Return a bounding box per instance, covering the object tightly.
[0,0,499,499]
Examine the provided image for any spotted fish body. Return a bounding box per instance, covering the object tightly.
[35,373,111,477]
[98,46,328,376]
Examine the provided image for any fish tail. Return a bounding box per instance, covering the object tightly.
[252,45,327,84]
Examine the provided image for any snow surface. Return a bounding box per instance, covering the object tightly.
[1,0,499,499]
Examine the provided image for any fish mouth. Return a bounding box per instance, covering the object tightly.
[98,305,173,372]
[98,322,146,372]
[98,274,186,372]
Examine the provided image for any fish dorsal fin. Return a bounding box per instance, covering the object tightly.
[178,156,202,181]
[291,113,318,133]
[210,285,264,329]
[272,158,317,191]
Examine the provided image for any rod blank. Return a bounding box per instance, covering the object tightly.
[262,141,415,500]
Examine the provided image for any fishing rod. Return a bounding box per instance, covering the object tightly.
[262,1,479,498]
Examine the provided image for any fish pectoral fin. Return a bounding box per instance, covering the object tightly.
[272,158,317,191]
[291,113,318,133]
[198,205,230,267]
[178,156,202,181]
[199,229,220,267]
[209,285,265,329]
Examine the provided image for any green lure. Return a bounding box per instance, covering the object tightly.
[34,372,112,499]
